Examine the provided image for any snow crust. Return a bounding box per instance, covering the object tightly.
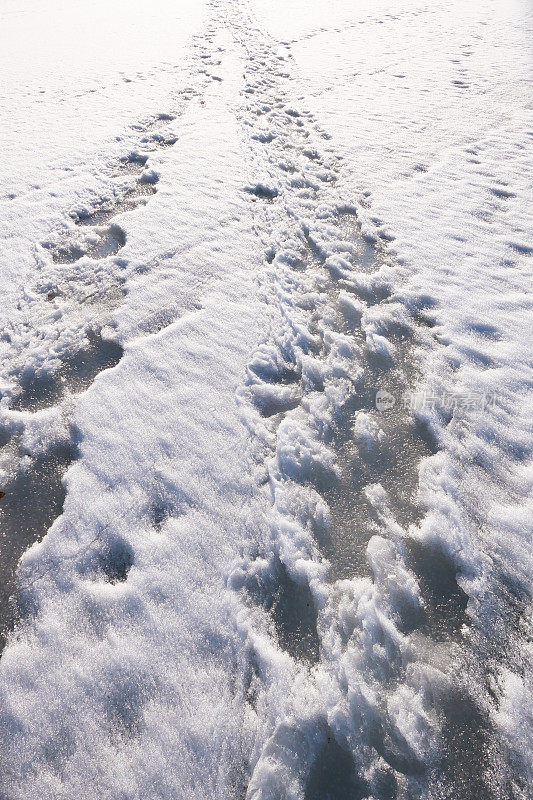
[0,0,531,798]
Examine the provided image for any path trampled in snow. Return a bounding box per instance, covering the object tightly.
[0,1,531,799]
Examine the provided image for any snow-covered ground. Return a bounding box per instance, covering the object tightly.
[0,1,531,798]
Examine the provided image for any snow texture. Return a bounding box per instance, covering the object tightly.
[0,1,531,799]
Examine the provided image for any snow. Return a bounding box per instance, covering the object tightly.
[0,0,531,798]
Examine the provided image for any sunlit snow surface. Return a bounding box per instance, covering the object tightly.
[0,0,531,798]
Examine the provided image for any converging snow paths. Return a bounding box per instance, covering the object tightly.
[0,1,531,799]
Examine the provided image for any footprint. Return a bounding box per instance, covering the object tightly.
[249,383,301,417]
[245,184,279,201]
[0,440,78,649]
[407,540,468,640]
[118,153,148,173]
[84,536,134,584]
[148,133,178,148]
[48,224,126,264]
[305,729,371,800]
[245,557,320,664]
[490,188,515,200]
[12,329,124,412]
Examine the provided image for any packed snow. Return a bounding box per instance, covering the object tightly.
[0,0,531,799]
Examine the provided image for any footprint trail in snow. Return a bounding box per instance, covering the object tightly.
[0,2,530,800]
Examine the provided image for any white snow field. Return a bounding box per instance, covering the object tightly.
[0,0,531,798]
